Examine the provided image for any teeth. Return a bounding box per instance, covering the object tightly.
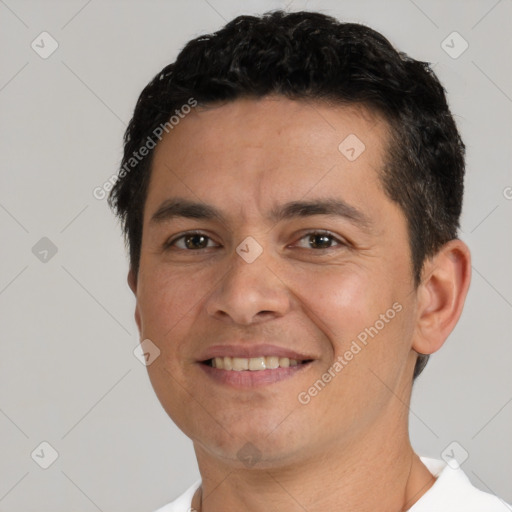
[279,357,290,368]
[249,357,266,371]
[210,356,302,370]
[232,357,249,371]
[266,356,279,369]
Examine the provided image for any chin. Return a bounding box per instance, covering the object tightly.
[200,436,308,470]
[193,415,310,467]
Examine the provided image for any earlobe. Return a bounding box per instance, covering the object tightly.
[128,267,137,294]
[412,239,471,356]
[127,267,142,334]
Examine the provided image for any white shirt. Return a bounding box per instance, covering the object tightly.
[154,456,511,511]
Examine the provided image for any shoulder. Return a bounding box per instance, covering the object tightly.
[152,459,511,512]
[409,457,511,512]
[152,479,201,512]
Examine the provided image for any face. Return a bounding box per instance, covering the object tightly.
[132,97,420,468]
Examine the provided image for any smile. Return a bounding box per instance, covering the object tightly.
[206,356,311,371]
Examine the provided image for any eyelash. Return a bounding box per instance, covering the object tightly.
[163,230,346,252]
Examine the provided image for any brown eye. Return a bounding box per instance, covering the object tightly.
[308,233,335,249]
[183,234,209,249]
[295,231,343,250]
[165,232,218,250]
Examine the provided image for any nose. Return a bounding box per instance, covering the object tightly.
[205,245,292,325]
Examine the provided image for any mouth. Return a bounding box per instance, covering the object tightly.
[196,344,316,388]
[202,356,313,371]
[198,354,314,388]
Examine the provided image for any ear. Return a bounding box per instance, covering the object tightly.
[127,267,142,334]
[412,239,471,356]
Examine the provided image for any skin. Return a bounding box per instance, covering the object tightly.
[128,96,471,511]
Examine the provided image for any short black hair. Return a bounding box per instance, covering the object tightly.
[108,10,465,380]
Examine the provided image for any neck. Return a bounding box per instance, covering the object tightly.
[191,410,436,512]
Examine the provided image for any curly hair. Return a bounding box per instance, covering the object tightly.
[108,10,465,380]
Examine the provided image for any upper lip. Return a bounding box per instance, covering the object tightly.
[198,344,316,362]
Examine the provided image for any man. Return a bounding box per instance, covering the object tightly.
[108,10,510,512]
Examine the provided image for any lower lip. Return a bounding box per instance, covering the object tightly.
[199,362,312,388]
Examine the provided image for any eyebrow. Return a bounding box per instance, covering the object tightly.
[150,197,371,229]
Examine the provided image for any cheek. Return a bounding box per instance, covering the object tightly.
[137,265,200,328]
[294,265,384,347]
[293,261,412,375]
[137,267,212,427]
[135,265,210,370]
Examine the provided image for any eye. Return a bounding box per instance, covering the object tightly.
[294,231,345,250]
[164,230,346,252]
[164,231,219,251]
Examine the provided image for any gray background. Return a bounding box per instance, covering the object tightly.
[1,0,511,510]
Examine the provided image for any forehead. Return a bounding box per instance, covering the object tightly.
[146,96,391,222]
